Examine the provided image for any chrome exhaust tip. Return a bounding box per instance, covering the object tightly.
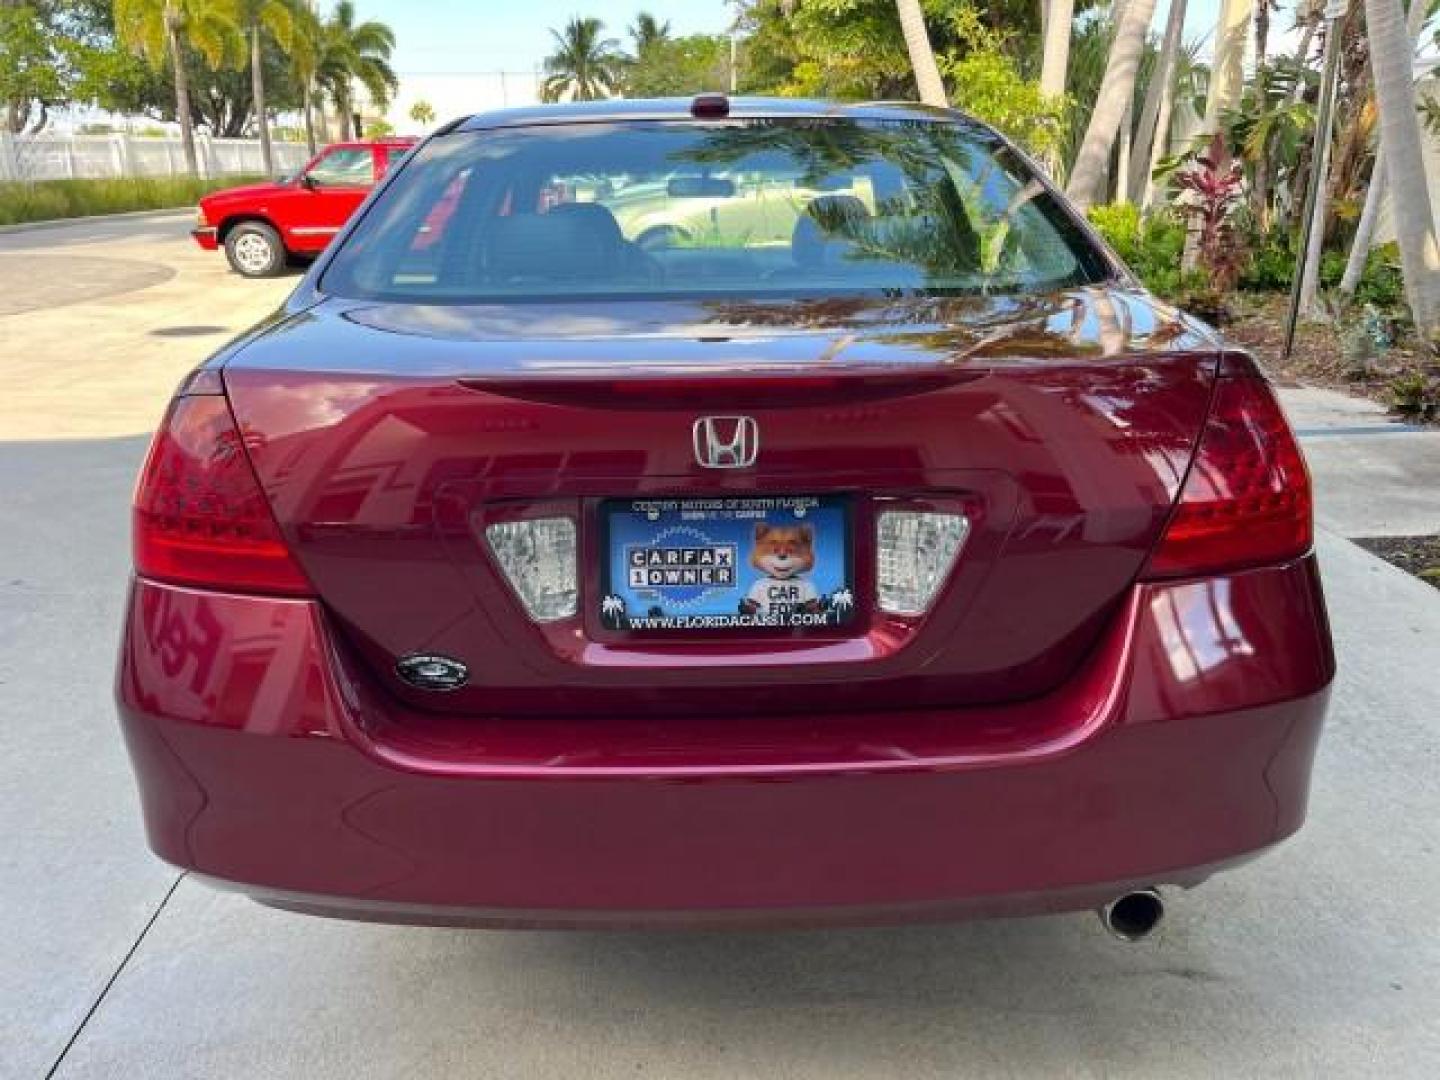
[1099,888,1165,942]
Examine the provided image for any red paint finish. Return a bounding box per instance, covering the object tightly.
[122,102,1334,927]
[192,139,416,257]
[117,556,1332,926]
[221,290,1220,716]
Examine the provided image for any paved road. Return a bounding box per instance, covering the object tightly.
[1,215,1438,1079]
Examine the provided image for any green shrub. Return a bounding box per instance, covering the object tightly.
[1354,242,1405,309]
[0,175,263,227]
[1239,229,1294,291]
[1388,371,1440,422]
[1086,203,1192,298]
[1242,231,1406,311]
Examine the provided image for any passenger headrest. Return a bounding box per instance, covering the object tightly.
[485,207,623,281]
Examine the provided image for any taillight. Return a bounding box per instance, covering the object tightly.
[485,517,578,621]
[133,370,312,595]
[1143,357,1312,579]
[876,510,969,615]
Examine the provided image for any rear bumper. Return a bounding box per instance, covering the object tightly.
[191,226,219,250]
[116,558,1333,928]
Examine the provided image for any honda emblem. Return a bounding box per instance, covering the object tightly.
[692,415,759,469]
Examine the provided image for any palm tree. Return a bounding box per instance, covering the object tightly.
[1203,0,1252,131]
[1130,0,1188,205]
[895,0,948,107]
[1039,0,1075,100]
[235,0,295,175]
[1363,0,1440,335]
[319,0,397,141]
[410,100,436,127]
[289,1,323,154]
[113,0,237,175]
[541,17,625,103]
[1065,0,1158,208]
[1340,0,1433,299]
[629,12,671,56]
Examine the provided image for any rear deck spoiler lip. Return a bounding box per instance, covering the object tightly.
[454,365,994,410]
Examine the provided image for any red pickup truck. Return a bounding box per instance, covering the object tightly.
[192,138,416,277]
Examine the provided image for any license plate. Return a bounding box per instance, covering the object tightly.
[599,495,855,633]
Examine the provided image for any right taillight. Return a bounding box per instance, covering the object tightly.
[1143,359,1312,580]
[876,510,969,614]
[133,370,312,596]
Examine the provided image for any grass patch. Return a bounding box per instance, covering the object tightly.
[0,175,265,227]
[1355,536,1440,590]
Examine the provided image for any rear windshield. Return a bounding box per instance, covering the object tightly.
[321,118,1111,303]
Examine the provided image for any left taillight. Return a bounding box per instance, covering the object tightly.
[133,369,312,596]
[1142,353,1312,580]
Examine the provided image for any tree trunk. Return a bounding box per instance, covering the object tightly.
[1064,0,1158,209]
[1289,15,1319,106]
[1339,0,1432,300]
[251,25,273,175]
[1296,12,1346,320]
[316,91,331,144]
[1116,101,1133,202]
[336,85,353,140]
[895,0,949,107]
[1341,146,1385,296]
[1039,0,1075,99]
[1131,0,1188,203]
[1366,0,1440,337]
[302,80,317,156]
[165,7,199,175]
[1203,0,1253,132]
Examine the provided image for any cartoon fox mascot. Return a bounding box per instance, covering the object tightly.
[739,522,823,617]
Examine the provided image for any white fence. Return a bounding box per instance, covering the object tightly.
[0,132,311,183]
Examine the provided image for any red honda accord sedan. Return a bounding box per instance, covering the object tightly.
[117,97,1333,936]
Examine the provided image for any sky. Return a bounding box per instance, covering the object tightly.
[365,0,1273,130]
[383,0,738,78]
[374,0,1251,77]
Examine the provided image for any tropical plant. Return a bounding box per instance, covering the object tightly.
[409,99,435,127]
[1087,201,1192,296]
[1341,0,1435,301]
[940,48,1068,159]
[629,11,672,55]
[1172,133,1248,299]
[1222,65,1314,231]
[1203,0,1253,129]
[1130,0,1187,206]
[541,16,625,102]
[113,0,239,173]
[318,0,396,141]
[1365,0,1440,338]
[625,33,730,97]
[234,0,295,175]
[1038,0,1074,99]
[288,0,322,152]
[1065,0,1157,209]
[896,0,948,105]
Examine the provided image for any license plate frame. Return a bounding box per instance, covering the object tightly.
[597,495,856,634]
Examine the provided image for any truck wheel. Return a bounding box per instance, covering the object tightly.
[224,222,286,278]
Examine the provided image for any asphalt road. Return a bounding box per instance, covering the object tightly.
[1,214,1438,1079]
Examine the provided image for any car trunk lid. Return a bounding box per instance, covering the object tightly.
[223,290,1219,715]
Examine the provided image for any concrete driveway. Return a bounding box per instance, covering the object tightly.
[1,214,1438,1079]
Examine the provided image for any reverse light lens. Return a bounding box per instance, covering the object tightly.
[1144,369,1312,579]
[134,392,312,595]
[876,510,969,615]
[485,517,578,621]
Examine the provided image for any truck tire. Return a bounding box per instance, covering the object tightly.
[224,221,286,278]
